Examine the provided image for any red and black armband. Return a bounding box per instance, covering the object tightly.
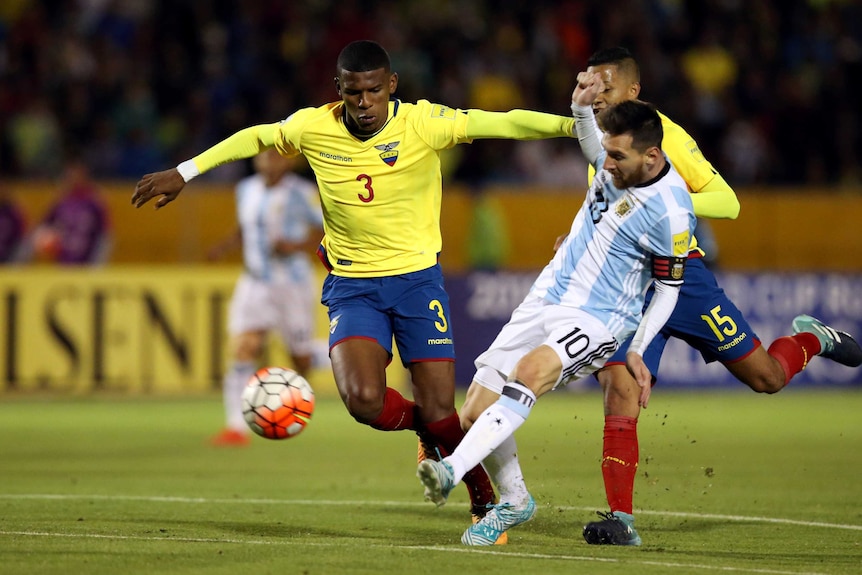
[652,255,687,285]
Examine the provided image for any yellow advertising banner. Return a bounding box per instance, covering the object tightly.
[0,266,353,394]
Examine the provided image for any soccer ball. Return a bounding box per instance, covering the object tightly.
[241,367,315,439]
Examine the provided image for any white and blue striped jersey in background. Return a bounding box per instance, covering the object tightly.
[530,149,696,343]
[235,172,323,284]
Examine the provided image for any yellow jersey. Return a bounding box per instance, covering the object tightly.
[272,99,574,277]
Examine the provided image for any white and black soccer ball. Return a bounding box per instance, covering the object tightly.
[241,367,315,439]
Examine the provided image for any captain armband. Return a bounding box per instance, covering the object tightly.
[652,255,687,285]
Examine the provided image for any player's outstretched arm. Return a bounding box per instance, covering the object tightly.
[464,108,575,141]
[132,123,280,209]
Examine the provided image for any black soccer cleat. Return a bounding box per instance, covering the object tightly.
[583,510,642,546]
[792,314,862,368]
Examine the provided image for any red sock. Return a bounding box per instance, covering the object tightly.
[368,387,416,431]
[601,415,638,515]
[767,333,821,386]
[426,413,497,512]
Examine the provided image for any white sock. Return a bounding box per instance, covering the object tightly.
[224,361,256,431]
[481,434,530,505]
[447,380,536,483]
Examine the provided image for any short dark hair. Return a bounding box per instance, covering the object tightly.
[587,46,640,82]
[597,100,663,152]
[336,40,391,74]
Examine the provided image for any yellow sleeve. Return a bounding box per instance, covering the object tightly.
[690,172,740,219]
[464,109,575,140]
[660,112,739,220]
[191,123,280,173]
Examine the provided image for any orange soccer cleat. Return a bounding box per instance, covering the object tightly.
[210,428,251,447]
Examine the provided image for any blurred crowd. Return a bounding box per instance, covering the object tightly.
[0,0,860,187]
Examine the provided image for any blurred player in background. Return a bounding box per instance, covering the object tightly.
[31,158,111,265]
[133,40,582,537]
[209,149,328,446]
[417,95,697,545]
[547,47,861,546]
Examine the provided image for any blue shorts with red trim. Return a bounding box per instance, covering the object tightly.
[320,264,455,366]
[606,257,760,376]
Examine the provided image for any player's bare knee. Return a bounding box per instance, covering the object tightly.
[746,374,785,394]
[342,384,385,424]
[599,366,642,416]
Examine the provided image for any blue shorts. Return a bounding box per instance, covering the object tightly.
[320,264,455,366]
[606,257,761,377]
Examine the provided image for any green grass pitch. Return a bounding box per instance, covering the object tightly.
[0,387,860,575]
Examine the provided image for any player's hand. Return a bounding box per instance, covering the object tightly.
[572,71,604,108]
[625,351,652,409]
[132,168,186,209]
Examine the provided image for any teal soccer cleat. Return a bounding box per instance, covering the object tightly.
[792,314,862,367]
[583,510,642,546]
[461,495,537,546]
[417,459,455,508]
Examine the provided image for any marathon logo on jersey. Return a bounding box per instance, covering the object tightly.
[320,151,353,163]
[430,104,457,120]
[375,141,400,166]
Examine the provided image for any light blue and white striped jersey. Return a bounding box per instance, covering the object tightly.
[530,150,695,342]
[236,172,323,284]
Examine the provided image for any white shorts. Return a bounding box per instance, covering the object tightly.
[228,273,316,355]
[474,295,619,393]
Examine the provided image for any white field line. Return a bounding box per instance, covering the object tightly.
[0,530,831,575]
[1,493,860,531]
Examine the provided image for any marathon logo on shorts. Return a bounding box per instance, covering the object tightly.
[717,331,747,352]
[427,337,453,345]
[375,141,400,166]
[329,314,341,335]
